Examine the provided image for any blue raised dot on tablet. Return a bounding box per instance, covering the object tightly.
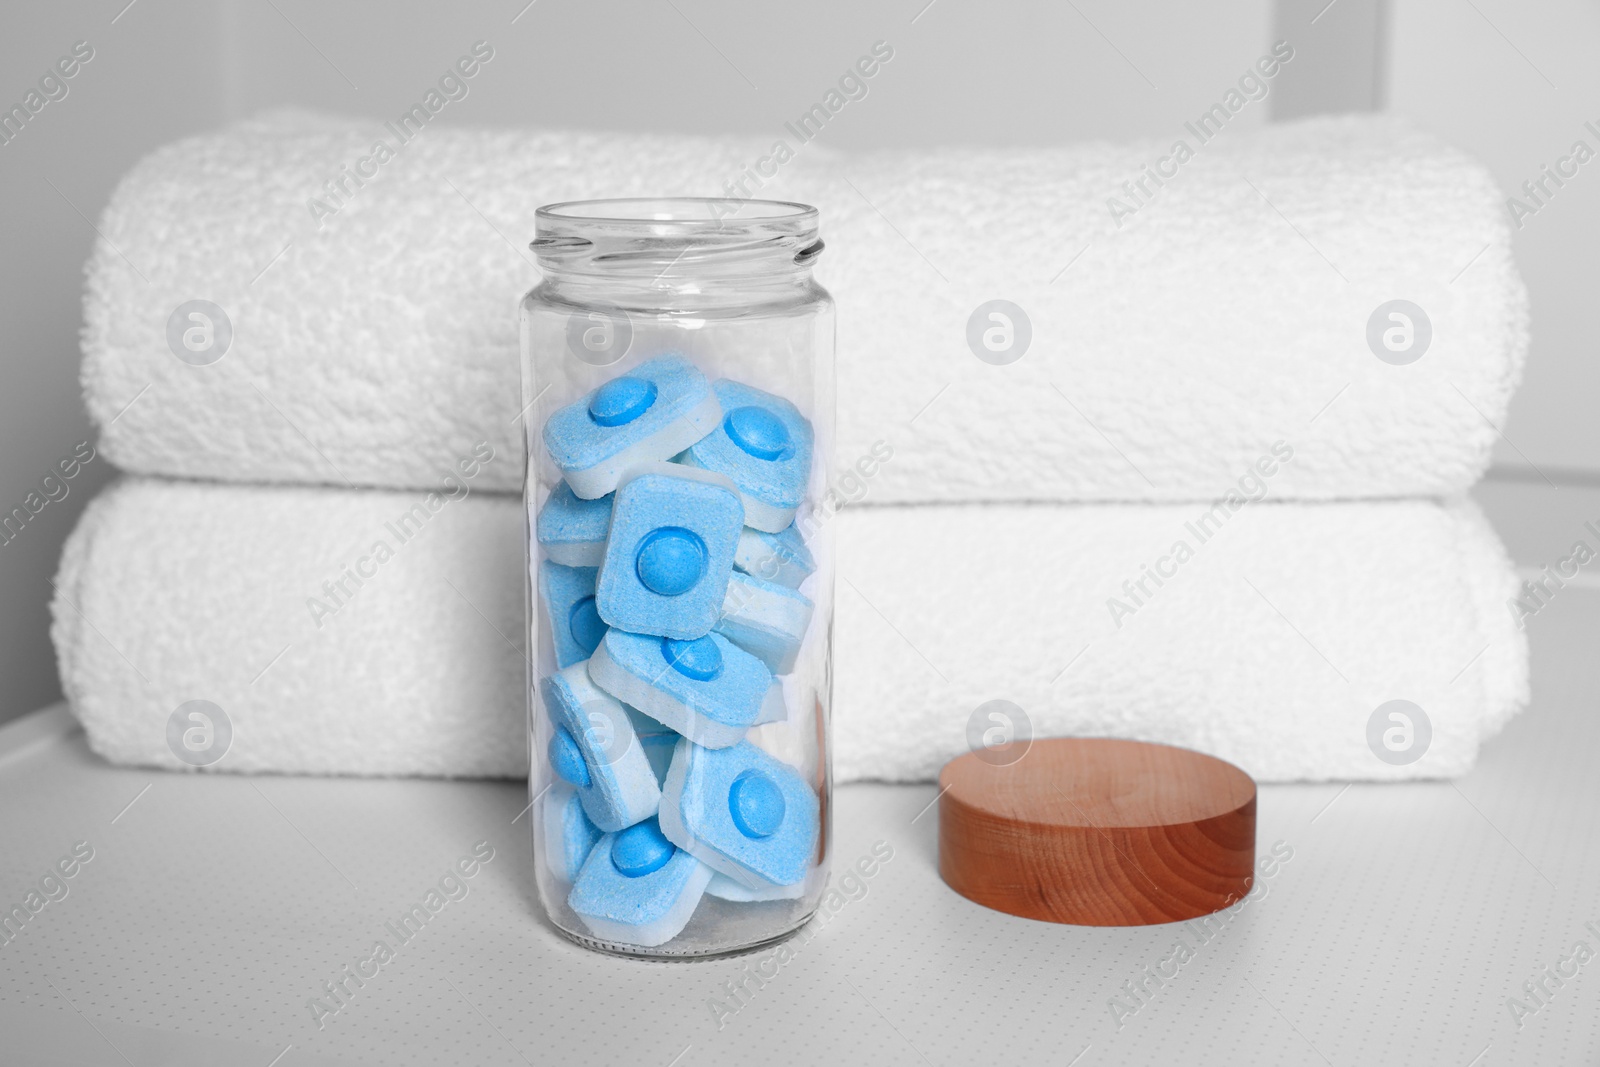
[635,527,707,596]
[680,382,812,534]
[568,596,606,657]
[589,377,658,427]
[724,406,792,461]
[549,726,590,788]
[728,771,785,839]
[612,819,675,878]
[662,635,724,681]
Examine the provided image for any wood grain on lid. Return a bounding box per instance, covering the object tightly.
[938,738,1257,926]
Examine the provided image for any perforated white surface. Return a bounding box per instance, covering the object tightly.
[2,570,1596,1064]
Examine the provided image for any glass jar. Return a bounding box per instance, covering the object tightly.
[519,198,834,958]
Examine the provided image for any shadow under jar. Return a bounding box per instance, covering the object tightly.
[520,198,835,958]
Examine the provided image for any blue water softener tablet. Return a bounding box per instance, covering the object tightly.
[542,785,603,884]
[595,463,743,640]
[539,561,608,668]
[705,870,806,902]
[716,570,815,675]
[732,522,815,589]
[567,817,713,948]
[681,380,813,533]
[658,738,820,891]
[537,482,613,567]
[587,630,781,750]
[542,354,722,500]
[627,706,678,786]
[542,663,660,832]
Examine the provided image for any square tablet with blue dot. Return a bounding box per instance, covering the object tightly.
[542,785,603,884]
[542,354,722,499]
[537,482,613,567]
[706,871,806,902]
[595,464,744,640]
[733,522,816,589]
[627,706,678,785]
[587,629,778,750]
[659,737,820,890]
[567,817,713,948]
[539,561,608,668]
[542,663,661,832]
[681,380,814,533]
[717,570,815,675]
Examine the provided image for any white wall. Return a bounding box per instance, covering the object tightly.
[1271,0,1387,118]
[0,0,228,724]
[213,0,1277,149]
[1385,0,1600,478]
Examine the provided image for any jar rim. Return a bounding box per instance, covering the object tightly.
[532,198,822,276]
[536,197,817,229]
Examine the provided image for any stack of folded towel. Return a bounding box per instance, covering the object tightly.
[53,110,1530,783]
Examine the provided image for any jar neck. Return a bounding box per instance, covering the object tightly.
[534,265,819,313]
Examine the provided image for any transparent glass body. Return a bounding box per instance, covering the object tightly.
[520,198,835,958]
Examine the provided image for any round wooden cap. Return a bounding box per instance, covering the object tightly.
[938,738,1256,926]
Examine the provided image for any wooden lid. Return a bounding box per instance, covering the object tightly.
[938,738,1256,926]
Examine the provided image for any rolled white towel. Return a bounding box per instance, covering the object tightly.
[833,493,1527,783]
[50,476,527,778]
[51,477,1526,782]
[82,111,1524,502]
